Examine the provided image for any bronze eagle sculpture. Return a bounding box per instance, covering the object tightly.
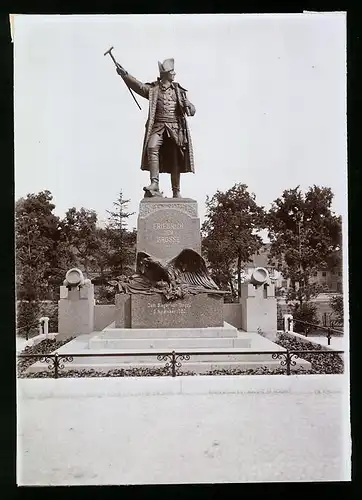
[109,248,222,301]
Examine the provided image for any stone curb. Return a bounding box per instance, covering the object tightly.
[17,374,346,399]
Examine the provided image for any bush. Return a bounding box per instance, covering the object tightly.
[17,300,59,337]
[292,301,319,333]
[20,365,196,379]
[329,295,343,325]
[276,333,344,374]
[16,300,41,339]
[17,337,75,375]
[223,293,237,304]
[39,301,58,332]
[95,285,116,305]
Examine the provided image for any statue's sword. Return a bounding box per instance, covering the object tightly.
[104,46,142,111]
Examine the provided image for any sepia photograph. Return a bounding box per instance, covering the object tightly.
[14,12,349,485]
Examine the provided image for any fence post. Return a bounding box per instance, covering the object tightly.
[39,317,49,337]
[283,314,293,332]
[54,353,59,379]
[171,351,176,377]
[327,328,331,346]
[286,351,291,375]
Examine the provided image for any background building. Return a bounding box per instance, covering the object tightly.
[246,244,342,294]
[310,269,343,293]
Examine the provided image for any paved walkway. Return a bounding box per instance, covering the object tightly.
[16,337,27,352]
[308,336,346,351]
[17,375,350,485]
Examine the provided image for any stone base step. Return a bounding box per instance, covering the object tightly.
[100,323,238,339]
[88,336,251,350]
[23,331,312,376]
[27,359,310,375]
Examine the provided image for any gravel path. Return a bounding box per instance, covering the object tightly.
[17,378,349,485]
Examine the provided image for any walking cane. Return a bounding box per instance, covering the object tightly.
[104,46,142,111]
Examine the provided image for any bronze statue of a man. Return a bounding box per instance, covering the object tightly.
[116,58,196,198]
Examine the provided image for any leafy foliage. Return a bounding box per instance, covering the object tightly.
[60,207,100,273]
[92,192,136,304]
[291,302,319,333]
[15,190,62,301]
[267,185,342,305]
[329,294,344,325]
[104,191,136,277]
[17,337,75,375]
[276,333,344,374]
[16,300,41,339]
[202,183,265,300]
[54,192,136,298]
[15,189,137,319]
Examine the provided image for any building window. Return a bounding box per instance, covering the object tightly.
[313,271,318,277]
[281,280,287,288]
[322,271,327,277]
[338,272,342,277]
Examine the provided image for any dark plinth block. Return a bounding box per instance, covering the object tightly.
[131,293,224,329]
[137,197,201,261]
[115,294,131,328]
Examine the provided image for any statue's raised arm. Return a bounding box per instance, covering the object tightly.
[116,66,151,100]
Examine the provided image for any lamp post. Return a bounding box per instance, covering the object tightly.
[296,212,304,300]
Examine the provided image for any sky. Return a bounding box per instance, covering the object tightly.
[13,13,347,235]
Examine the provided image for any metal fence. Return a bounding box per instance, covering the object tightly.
[288,318,343,345]
[17,349,344,379]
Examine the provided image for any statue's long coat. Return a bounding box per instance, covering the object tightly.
[122,73,195,174]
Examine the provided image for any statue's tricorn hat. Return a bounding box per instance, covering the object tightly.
[158,58,174,73]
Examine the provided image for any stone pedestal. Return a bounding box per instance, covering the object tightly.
[58,283,95,338]
[118,197,225,331]
[115,292,224,329]
[240,280,277,333]
[137,197,201,261]
[115,294,131,328]
[131,293,224,329]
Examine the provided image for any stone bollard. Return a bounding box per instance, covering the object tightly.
[240,267,277,333]
[58,268,95,339]
[283,314,294,332]
[39,316,49,337]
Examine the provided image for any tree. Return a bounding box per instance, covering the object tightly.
[16,190,62,336]
[91,227,112,279]
[292,302,320,333]
[202,184,265,300]
[329,295,343,325]
[16,300,41,340]
[60,207,100,274]
[202,232,237,299]
[267,185,342,307]
[90,192,136,303]
[104,191,136,277]
[16,190,61,301]
[106,191,135,233]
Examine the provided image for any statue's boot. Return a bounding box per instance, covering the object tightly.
[171,170,181,198]
[144,159,162,197]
